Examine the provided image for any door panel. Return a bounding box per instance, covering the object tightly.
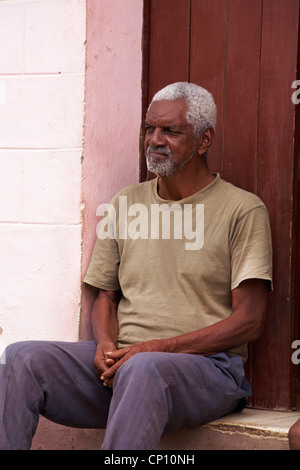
[190,0,227,173]
[142,0,300,410]
[251,0,300,410]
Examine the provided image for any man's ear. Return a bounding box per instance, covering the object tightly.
[196,128,214,156]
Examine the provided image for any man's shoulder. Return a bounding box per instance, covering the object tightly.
[109,179,156,204]
[118,179,155,195]
[212,178,269,224]
[218,178,266,212]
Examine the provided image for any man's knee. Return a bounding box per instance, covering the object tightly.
[4,341,32,365]
[115,352,169,384]
[4,341,52,370]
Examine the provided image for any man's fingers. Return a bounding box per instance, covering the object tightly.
[105,357,115,366]
[101,377,114,388]
[101,345,139,382]
[106,348,127,360]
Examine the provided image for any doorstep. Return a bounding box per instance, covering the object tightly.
[32,408,300,450]
[156,408,300,450]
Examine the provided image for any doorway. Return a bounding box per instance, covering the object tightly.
[141,0,300,410]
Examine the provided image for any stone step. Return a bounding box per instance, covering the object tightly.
[32,409,300,450]
[156,409,300,450]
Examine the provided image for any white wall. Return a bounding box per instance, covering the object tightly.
[0,0,144,449]
[0,0,86,351]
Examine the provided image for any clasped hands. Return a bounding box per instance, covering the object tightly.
[94,339,167,388]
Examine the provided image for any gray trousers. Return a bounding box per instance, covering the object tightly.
[0,340,251,450]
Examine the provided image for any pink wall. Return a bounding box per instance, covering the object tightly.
[80,0,143,338]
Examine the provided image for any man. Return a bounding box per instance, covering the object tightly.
[0,82,272,450]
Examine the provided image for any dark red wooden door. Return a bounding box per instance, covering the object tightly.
[141,0,300,410]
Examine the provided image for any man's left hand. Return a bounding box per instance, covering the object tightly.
[100,339,167,386]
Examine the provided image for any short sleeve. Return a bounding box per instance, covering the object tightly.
[84,234,120,291]
[230,205,273,290]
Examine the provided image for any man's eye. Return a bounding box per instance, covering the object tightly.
[164,129,179,136]
[145,126,154,134]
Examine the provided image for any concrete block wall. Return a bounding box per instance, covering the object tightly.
[0,0,86,349]
[0,0,143,449]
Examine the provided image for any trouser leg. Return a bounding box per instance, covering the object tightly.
[0,340,112,450]
[101,351,251,450]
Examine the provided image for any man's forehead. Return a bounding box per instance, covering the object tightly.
[146,99,187,125]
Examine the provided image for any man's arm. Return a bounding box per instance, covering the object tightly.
[164,278,269,355]
[92,288,121,384]
[101,279,269,381]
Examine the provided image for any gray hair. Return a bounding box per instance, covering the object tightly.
[150,82,217,138]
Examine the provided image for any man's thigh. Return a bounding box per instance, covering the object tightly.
[4,340,112,429]
[159,351,251,432]
[115,351,250,434]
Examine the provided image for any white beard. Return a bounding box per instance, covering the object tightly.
[146,145,195,177]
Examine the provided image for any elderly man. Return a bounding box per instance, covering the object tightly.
[0,82,272,450]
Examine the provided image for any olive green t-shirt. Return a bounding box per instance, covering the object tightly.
[84,174,272,363]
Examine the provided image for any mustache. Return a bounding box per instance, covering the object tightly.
[146,145,172,157]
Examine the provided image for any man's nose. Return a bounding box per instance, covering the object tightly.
[149,128,166,147]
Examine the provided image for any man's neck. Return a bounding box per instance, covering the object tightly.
[157,168,215,201]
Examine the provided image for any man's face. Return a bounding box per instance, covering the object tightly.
[144,100,197,177]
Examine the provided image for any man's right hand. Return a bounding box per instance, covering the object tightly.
[93,341,117,387]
